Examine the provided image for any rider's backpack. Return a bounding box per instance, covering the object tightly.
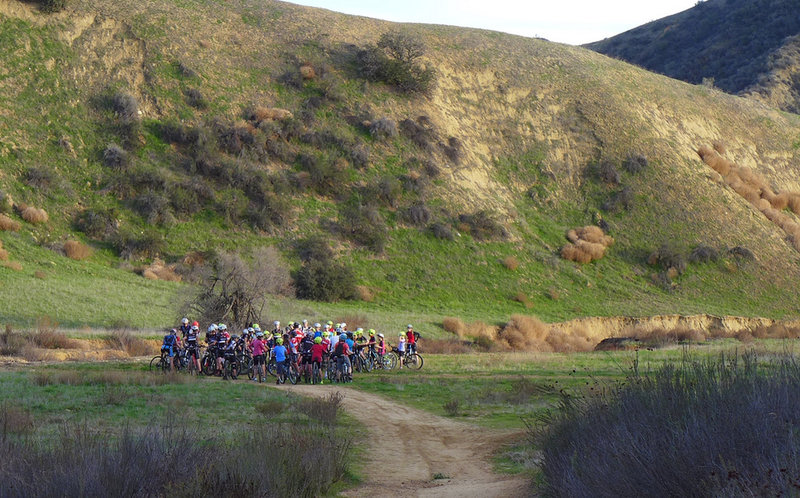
[163,334,176,348]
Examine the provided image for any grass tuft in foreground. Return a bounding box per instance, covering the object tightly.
[537,350,800,496]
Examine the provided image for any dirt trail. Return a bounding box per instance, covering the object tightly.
[276,384,530,497]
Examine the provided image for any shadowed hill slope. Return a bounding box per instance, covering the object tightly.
[586,0,800,113]
[1,0,800,328]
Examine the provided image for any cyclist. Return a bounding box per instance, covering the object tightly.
[377,333,386,359]
[221,334,239,380]
[251,330,267,383]
[329,329,339,353]
[271,320,281,337]
[397,333,406,357]
[311,336,326,384]
[161,328,179,372]
[301,319,311,335]
[406,324,417,354]
[299,332,314,382]
[185,324,201,373]
[345,332,355,375]
[179,317,191,337]
[273,337,288,384]
[215,324,229,375]
[313,323,323,339]
[332,333,352,380]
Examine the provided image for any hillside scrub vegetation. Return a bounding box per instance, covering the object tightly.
[561,225,614,263]
[538,352,800,496]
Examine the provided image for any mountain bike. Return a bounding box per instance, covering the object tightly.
[312,361,322,384]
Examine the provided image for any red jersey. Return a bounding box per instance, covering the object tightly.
[406,330,415,344]
[311,343,326,363]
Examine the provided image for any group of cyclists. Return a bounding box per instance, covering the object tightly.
[159,318,422,384]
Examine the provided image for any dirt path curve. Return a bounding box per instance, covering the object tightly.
[275,384,530,497]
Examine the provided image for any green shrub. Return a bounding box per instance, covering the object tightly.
[23,166,55,192]
[110,227,165,259]
[74,208,118,239]
[356,31,436,94]
[295,259,357,302]
[338,203,388,253]
[296,235,334,263]
[458,211,508,240]
[102,143,128,169]
[647,244,687,274]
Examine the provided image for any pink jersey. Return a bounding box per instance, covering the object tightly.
[251,338,266,356]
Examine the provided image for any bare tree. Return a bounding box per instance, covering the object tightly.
[183,247,293,328]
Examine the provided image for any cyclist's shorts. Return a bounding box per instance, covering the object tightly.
[253,354,265,366]
[161,346,174,357]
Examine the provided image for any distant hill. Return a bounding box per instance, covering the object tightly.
[586,0,800,113]
[1,0,800,330]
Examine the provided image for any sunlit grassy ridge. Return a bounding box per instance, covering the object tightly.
[1,0,800,329]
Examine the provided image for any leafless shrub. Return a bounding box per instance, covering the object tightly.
[727,246,755,261]
[299,63,316,80]
[593,160,620,184]
[24,167,54,191]
[32,320,78,349]
[622,153,648,174]
[430,222,454,240]
[184,88,208,109]
[21,207,48,224]
[185,248,293,328]
[140,258,181,282]
[442,137,463,163]
[689,245,718,263]
[63,240,92,261]
[368,117,397,139]
[102,143,128,169]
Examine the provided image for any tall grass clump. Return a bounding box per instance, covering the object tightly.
[538,352,800,497]
[0,420,350,496]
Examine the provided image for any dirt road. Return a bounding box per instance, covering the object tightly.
[276,384,530,497]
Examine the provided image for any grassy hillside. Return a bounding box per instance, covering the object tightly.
[586,0,800,113]
[2,0,800,331]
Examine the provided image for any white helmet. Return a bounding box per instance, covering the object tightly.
[182,317,189,325]
[274,320,280,326]
[208,324,217,332]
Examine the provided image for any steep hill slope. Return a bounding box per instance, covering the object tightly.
[1,0,800,329]
[586,0,800,113]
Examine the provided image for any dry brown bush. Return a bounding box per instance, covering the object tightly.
[756,198,772,211]
[105,330,154,357]
[626,326,708,347]
[0,214,21,231]
[735,329,754,343]
[299,64,316,80]
[442,316,466,337]
[712,141,727,155]
[575,225,614,246]
[34,270,46,279]
[251,107,293,123]
[355,285,374,302]
[566,229,579,243]
[182,251,206,267]
[141,259,181,282]
[497,314,552,351]
[547,326,595,353]
[513,292,534,308]
[769,192,789,210]
[3,261,22,271]
[0,249,7,261]
[464,321,499,348]
[696,145,714,161]
[502,255,520,271]
[735,167,765,189]
[788,195,800,215]
[21,207,48,224]
[547,287,561,300]
[63,240,92,261]
[422,338,473,354]
[561,244,591,263]
[706,154,732,176]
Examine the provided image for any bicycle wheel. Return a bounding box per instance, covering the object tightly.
[405,353,424,370]
[287,363,298,385]
[267,358,277,377]
[201,354,216,376]
[312,363,321,384]
[384,352,398,370]
[149,355,162,372]
[362,354,373,373]
[160,355,171,374]
[229,360,239,380]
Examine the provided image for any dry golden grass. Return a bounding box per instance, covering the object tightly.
[0,248,7,261]
[21,207,48,224]
[422,338,473,354]
[0,214,21,231]
[104,330,155,357]
[182,251,206,266]
[789,195,800,215]
[63,240,92,261]
[502,255,520,271]
[34,270,46,279]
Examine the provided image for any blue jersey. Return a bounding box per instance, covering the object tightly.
[273,345,287,362]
